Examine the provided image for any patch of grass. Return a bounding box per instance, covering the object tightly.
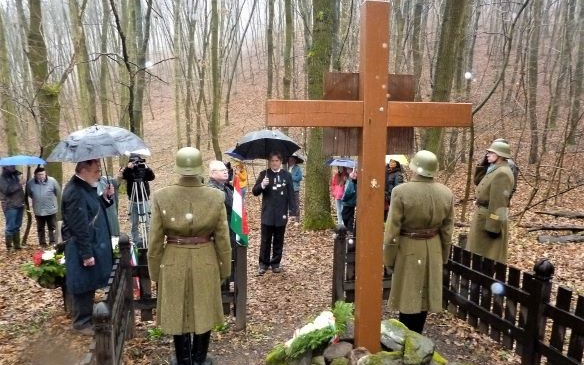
[213,322,230,333]
[147,327,165,340]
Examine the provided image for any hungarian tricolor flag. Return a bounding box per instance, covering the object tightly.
[230,175,249,247]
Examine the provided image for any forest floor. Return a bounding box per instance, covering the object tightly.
[1,76,583,365]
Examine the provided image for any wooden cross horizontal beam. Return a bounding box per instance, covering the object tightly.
[266,100,472,128]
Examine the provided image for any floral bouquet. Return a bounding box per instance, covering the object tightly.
[266,301,354,364]
[22,250,66,289]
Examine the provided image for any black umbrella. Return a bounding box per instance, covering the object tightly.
[233,129,300,160]
[47,125,150,163]
[289,151,306,164]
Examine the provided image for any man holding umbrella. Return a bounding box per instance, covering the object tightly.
[61,159,115,335]
[0,165,25,251]
[252,151,297,275]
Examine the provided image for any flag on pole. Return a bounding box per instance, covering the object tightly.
[231,175,249,247]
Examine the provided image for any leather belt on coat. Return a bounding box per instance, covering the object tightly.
[166,235,212,246]
[399,228,439,240]
[475,199,489,207]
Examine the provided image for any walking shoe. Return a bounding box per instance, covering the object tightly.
[257,268,266,276]
[272,267,282,273]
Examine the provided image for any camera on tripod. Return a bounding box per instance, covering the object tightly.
[129,155,147,180]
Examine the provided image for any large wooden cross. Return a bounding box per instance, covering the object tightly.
[266,1,471,351]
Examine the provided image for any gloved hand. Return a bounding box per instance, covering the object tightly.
[486,230,501,239]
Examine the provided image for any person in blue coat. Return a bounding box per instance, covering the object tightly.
[61,159,115,336]
[252,151,296,275]
[287,155,303,222]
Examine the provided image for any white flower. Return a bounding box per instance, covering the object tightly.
[59,257,66,265]
[313,311,335,330]
[42,250,56,261]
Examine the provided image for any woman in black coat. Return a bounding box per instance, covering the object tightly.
[384,160,405,220]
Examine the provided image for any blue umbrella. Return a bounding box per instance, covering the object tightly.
[327,158,356,168]
[225,147,250,161]
[0,155,46,166]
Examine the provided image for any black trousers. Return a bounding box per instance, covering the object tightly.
[72,290,95,330]
[259,224,286,269]
[35,214,57,245]
[399,311,428,334]
[341,206,355,233]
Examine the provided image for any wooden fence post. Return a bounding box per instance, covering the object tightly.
[332,225,347,306]
[119,234,135,338]
[94,302,113,365]
[234,245,247,330]
[521,258,555,365]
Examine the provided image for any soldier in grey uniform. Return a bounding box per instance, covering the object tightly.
[148,147,231,365]
[383,150,454,333]
[468,140,515,263]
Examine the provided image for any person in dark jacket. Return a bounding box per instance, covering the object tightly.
[341,169,357,234]
[26,167,61,246]
[61,159,115,336]
[0,165,25,251]
[121,154,155,247]
[252,151,296,275]
[384,160,404,220]
[208,160,237,282]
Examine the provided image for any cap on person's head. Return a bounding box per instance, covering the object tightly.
[486,140,512,159]
[34,167,46,174]
[129,153,141,162]
[175,147,203,176]
[409,150,438,177]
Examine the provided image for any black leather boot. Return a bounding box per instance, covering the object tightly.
[172,334,193,365]
[4,235,13,251]
[192,331,212,365]
[13,232,21,249]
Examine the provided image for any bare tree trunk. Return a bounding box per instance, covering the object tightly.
[266,0,274,98]
[412,1,424,101]
[283,0,293,98]
[99,0,113,172]
[69,0,97,125]
[27,0,62,182]
[526,0,542,164]
[210,0,222,159]
[304,0,335,230]
[0,10,19,154]
[132,0,154,138]
[566,0,584,144]
[423,0,469,156]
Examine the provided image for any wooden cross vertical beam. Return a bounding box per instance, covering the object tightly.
[353,1,389,351]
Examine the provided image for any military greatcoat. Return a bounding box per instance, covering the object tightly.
[147,176,231,335]
[468,162,514,263]
[383,175,454,314]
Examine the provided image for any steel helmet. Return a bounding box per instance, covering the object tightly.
[486,141,512,159]
[409,150,438,177]
[175,147,203,176]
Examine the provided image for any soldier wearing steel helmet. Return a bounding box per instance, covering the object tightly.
[147,147,231,365]
[468,140,515,263]
[474,138,519,199]
[383,150,454,334]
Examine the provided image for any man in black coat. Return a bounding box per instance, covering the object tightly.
[252,151,296,275]
[61,159,115,336]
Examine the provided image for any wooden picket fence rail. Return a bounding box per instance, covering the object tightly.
[332,228,584,365]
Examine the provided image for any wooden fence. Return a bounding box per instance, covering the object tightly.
[332,228,584,365]
[79,234,134,365]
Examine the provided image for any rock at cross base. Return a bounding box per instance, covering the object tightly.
[323,341,354,362]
